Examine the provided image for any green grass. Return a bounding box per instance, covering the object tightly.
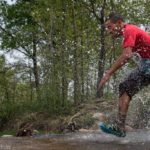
[0,129,16,136]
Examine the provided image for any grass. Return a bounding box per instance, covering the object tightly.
[0,129,16,136]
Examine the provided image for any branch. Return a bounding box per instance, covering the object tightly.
[81,0,106,24]
[0,25,31,57]
[81,1,100,23]
[90,0,101,21]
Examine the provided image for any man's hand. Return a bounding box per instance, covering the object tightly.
[99,70,111,89]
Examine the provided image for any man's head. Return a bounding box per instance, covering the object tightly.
[105,12,125,38]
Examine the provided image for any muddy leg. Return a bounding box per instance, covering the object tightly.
[117,92,131,130]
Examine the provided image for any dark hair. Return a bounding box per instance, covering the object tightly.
[107,12,124,23]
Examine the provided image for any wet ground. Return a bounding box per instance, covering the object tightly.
[0,130,150,150]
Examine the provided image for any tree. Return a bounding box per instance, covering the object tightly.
[0,0,40,93]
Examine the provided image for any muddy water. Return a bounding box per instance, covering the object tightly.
[0,130,150,150]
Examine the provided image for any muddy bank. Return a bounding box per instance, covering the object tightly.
[1,99,146,136]
[2,100,116,136]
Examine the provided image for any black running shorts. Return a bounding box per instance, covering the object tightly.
[119,68,150,98]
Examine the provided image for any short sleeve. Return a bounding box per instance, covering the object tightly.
[123,29,137,48]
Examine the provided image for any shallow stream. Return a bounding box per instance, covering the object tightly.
[1,130,150,150]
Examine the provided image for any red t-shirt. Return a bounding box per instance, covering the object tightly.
[123,24,150,58]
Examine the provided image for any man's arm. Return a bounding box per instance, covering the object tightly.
[106,47,133,75]
[99,47,133,88]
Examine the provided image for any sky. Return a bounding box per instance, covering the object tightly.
[6,0,16,5]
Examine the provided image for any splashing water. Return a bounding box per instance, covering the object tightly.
[1,130,150,150]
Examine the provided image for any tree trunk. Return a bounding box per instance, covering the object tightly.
[61,0,68,107]
[72,0,79,105]
[32,35,39,92]
[80,5,84,103]
[80,34,84,102]
[96,0,106,99]
[29,69,33,101]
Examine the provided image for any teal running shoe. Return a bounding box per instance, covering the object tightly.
[99,122,126,137]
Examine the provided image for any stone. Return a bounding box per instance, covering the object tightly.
[125,125,134,132]
[1,135,13,138]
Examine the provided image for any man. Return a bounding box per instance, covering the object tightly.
[99,12,150,137]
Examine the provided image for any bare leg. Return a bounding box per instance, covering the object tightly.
[117,92,131,130]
